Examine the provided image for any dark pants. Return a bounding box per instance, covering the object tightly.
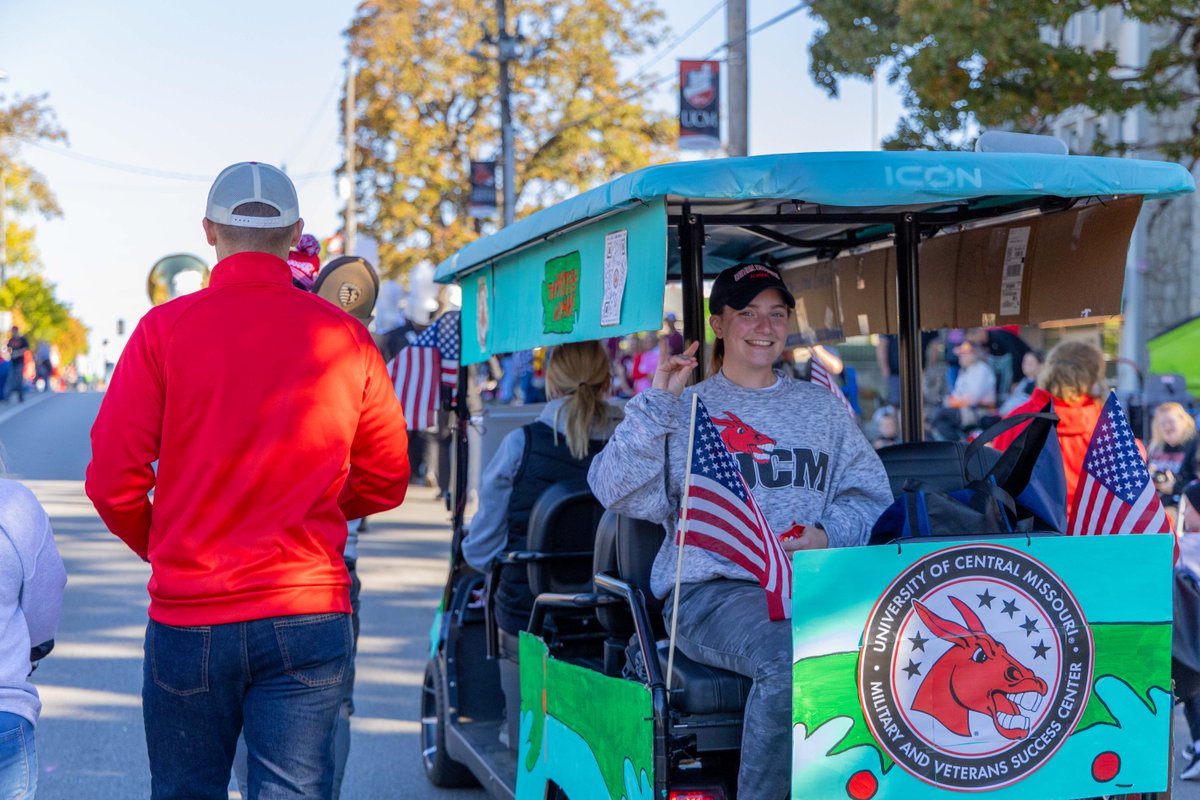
[929,405,966,441]
[498,629,522,753]
[665,580,792,800]
[4,364,23,403]
[143,613,351,800]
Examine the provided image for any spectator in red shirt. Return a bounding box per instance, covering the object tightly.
[86,162,410,800]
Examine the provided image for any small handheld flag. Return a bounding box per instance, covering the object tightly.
[1068,390,1173,536]
[808,353,854,416]
[390,311,460,431]
[676,396,793,620]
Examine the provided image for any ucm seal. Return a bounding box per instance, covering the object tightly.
[858,543,1093,791]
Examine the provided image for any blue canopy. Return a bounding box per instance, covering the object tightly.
[435,150,1194,283]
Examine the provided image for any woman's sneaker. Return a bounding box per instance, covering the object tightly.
[1182,750,1200,781]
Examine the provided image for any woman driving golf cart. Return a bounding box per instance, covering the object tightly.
[587,262,892,800]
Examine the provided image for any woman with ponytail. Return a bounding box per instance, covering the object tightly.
[461,340,623,748]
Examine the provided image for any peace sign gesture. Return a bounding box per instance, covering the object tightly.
[652,340,700,396]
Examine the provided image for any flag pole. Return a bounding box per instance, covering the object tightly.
[666,392,700,695]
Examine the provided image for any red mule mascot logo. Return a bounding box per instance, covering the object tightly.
[711,412,776,463]
[911,596,1048,740]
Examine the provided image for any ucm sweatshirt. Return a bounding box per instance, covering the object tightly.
[588,371,891,599]
[86,252,410,626]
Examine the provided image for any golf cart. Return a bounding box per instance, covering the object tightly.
[420,147,1192,799]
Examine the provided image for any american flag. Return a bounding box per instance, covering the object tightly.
[390,311,460,431]
[677,396,793,620]
[808,353,854,416]
[1068,390,1173,536]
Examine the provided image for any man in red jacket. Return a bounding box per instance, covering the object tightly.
[86,161,410,800]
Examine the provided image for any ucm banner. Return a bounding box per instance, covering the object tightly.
[792,535,1173,799]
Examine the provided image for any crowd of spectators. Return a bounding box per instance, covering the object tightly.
[473,320,1200,527]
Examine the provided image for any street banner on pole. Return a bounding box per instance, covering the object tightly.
[678,60,720,151]
[791,535,1173,799]
[468,160,498,219]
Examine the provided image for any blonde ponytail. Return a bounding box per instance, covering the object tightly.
[545,341,612,459]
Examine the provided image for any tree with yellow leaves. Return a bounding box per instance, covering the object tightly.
[346,0,675,276]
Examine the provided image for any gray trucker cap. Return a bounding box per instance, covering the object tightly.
[205,162,300,228]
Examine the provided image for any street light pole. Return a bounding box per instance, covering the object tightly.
[497,0,516,227]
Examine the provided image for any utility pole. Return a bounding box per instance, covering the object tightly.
[344,57,358,256]
[497,0,517,227]
[726,0,749,157]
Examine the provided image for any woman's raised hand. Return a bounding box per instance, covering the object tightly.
[653,340,700,396]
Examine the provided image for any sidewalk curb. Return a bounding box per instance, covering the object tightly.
[0,392,52,426]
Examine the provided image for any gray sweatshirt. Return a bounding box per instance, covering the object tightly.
[588,371,891,598]
[462,397,625,571]
[0,479,67,725]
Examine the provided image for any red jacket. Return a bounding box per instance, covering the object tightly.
[86,252,410,625]
[991,388,1101,520]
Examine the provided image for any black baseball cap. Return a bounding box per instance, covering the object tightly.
[708,262,796,314]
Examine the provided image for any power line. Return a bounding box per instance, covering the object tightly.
[629,0,727,83]
[282,75,343,171]
[700,2,806,61]
[544,2,807,142]
[27,141,332,183]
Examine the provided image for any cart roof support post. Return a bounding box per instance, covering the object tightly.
[679,207,707,385]
[895,214,924,442]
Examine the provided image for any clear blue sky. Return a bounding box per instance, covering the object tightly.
[0,0,901,370]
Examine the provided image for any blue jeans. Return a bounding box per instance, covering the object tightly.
[664,581,792,800]
[143,613,351,800]
[0,712,36,799]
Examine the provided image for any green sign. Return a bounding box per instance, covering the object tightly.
[455,197,667,365]
[791,535,1173,799]
[542,252,581,334]
[517,633,654,800]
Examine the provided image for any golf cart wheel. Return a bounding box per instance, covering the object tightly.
[420,659,477,787]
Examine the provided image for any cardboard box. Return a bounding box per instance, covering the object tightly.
[833,249,891,336]
[1026,196,1141,324]
[784,259,842,343]
[916,233,959,330]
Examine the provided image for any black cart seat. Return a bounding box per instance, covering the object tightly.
[593,511,752,715]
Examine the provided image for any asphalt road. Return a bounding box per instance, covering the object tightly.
[0,391,485,800]
[2,391,1197,799]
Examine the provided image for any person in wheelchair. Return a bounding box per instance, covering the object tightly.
[461,340,624,749]
[587,263,891,800]
[928,338,997,441]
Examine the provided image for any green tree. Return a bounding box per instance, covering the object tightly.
[347,0,675,276]
[2,92,67,273]
[806,1,1200,160]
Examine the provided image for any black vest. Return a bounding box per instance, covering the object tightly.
[494,421,604,634]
